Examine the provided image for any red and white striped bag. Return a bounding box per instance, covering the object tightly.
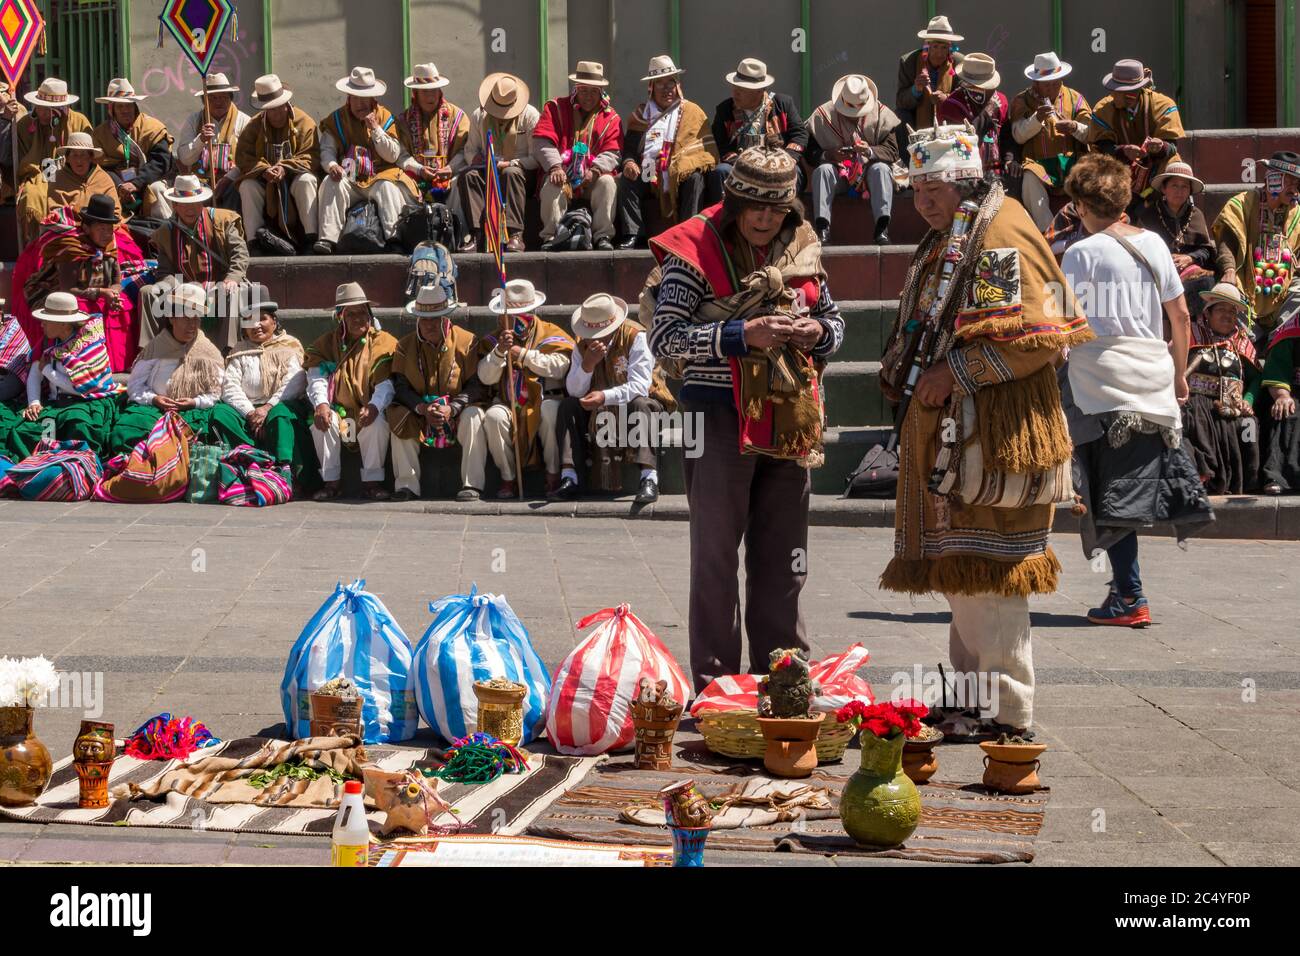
[689,644,875,716]
[545,604,692,755]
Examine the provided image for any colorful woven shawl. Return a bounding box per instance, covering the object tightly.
[42,316,122,400]
[217,445,293,507]
[0,317,32,384]
[0,439,103,502]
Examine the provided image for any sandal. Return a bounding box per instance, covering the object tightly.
[361,483,391,501]
[312,481,342,502]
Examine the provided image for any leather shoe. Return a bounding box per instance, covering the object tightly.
[312,239,336,255]
[815,223,830,245]
[460,233,478,253]
[455,486,482,502]
[872,216,890,245]
[615,236,641,250]
[506,236,525,252]
[544,472,562,495]
[549,476,580,500]
[496,480,518,499]
[633,477,659,504]
[594,236,614,251]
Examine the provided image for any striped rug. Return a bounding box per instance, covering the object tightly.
[527,760,1050,863]
[0,737,598,837]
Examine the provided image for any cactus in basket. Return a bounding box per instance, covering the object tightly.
[757,648,816,719]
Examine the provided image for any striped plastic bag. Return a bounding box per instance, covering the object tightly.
[689,643,875,716]
[411,586,551,745]
[545,604,692,756]
[281,579,419,744]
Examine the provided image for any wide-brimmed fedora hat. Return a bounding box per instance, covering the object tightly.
[569,61,609,87]
[1024,52,1072,82]
[918,15,963,42]
[406,284,458,318]
[479,72,530,120]
[25,78,79,109]
[168,283,210,318]
[164,174,213,205]
[251,74,293,111]
[1200,282,1251,315]
[79,193,121,225]
[239,283,279,326]
[335,282,372,309]
[957,53,1000,91]
[405,63,451,91]
[489,279,547,315]
[95,78,147,105]
[1151,161,1204,193]
[1264,150,1300,178]
[727,57,774,90]
[1104,59,1152,92]
[642,54,685,83]
[571,293,629,340]
[32,292,89,324]
[337,66,387,98]
[56,131,103,159]
[832,74,878,118]
[196,72,239,96]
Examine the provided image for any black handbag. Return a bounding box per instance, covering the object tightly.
[843,442,899,498]
[337,200,385,255]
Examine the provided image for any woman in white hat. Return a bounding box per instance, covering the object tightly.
[175,73,249,211]
[806,73,901,245]
[1179,282,1261,495]
[90,78,175,220]
[234,74,321,253]
[386,285,482,501]
[111,282,227,455]
[1134,162,1218,301]
[895,16,965,131]
[15,78,93,244]
[457,73,539,253]
[4,292,122,460]
[1009,52,1092,231]
[315,67,418,255]
[16,130,120,238]
[395,63,470,211]
[1086,59,1185,210]
[303,282,400,500]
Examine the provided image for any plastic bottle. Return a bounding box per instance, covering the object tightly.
[330,780,370,866]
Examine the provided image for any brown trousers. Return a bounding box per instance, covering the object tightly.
[458,164,528,236]
[684,401,811,693]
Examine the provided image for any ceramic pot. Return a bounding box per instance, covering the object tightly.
[670,825,710,867]
[757,713,825,779]
[472,680,528,747]
[631,706,681,771]
[74,761,113,809]
[838,733,921,848]
[659,779,715,829]
[309,692,363,739]
[980,741,1047,794]
[0,706,53,808]
[902,732,943,784]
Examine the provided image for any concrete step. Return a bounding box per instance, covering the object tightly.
[823,361,883,428]
[1178,128,1300,189]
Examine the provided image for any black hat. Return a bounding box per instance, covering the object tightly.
[239,282,279,321]
[1265,151,1300,178]
[79,193,120,225]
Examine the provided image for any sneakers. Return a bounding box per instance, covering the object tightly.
[1087,591,1152,627]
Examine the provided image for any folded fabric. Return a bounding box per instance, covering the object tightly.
[619,778,835,830]
[124,712,220,761]
[690,643,874,716]
[1067,336,1181,431]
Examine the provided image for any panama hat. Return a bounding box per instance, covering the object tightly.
[251,75,293,111]
[406,284,458,318]
[479,72,530,121]
[79,193,121,225]
[32,292,89,324]
[163,174,213,205]
[196,72,239,96]
[56,131,103,159]
[335,282,372,309]
[337,67,387,98]
[957,54,1000,91]
[832,74,878,118]
[1024,52,1072,82]
[489,279,546,315]
[569,61,610,87]
[918,15,963,42]
[406,63,451,91]
[25,78,79,109]
[1104,59,1152,92]
[571,293,629,340]
[95,78,147,105]
[167,283,210,319]
[1151,161,1204,194]
[727,58,774,90]
[1200,282,1251,314]
[642,55,685,83]
[239,283,279,326]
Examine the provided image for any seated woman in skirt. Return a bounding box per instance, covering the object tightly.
[111,283,230,453]
[2,292,123,459]
[1181,282,1261,494]
[210,283,312,480]
[1260,293,1300,495]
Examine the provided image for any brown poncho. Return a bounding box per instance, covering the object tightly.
[386,322,479,441]
[305,323,399,420]
[321,104,418,198]
[91,112,174,175]
[235,107,321,239]
[625,97,718,221]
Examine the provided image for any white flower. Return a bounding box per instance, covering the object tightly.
[0,657,20,708]
[0,656,60,707]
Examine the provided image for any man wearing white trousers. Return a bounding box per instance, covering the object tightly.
[313,67,418,255]
[304,282,399,501]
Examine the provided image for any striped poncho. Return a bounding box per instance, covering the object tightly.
[41,316,122,401]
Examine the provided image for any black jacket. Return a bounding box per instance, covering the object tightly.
[711,93,809,165]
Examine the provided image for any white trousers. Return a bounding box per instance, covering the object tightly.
[239,173,320,236]
[945,592,1035,730]
[312,410,390,483]
[390,411,482,494]
[1021,174,1053,233]
[318,176,408,242]
[458,401,560,485]
[540,176,617,240]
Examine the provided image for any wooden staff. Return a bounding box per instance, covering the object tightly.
[502,315,526,501]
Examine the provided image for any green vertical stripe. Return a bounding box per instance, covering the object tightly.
[800,0,811,117]
[1286,0,1297,126]
[119,0,131,80]
[926,0,936,20]
[402,0,412,108]
[263,0,274,75]
[538,0,549,103]
[668,0,680,64]
[1051,0,1063,54]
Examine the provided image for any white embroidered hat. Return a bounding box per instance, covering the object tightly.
[25,77,79,109]
[571,293,629,340]
[95,78,147,105]
[489,279,547,315]
[906,122,983,185]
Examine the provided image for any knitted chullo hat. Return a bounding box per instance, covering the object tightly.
[724,147,798,205]
[906,121,983,185]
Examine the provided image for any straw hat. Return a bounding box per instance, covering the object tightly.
[196,72,239,96]
[405,284,458,318]
[163,174,213,205]
[1024,52,1072,82]
[642,55,685,83]
[167,283,210,318]
[405,63,451,91]
[56,131,103,159]
[95,78,147,105]
[335,282,372,309]
[568,61,609,88]
[251,74,293,111]
[726,58,774,90]
[1103,59,1152,92]
[489,279,546,315]
[79,194,121,225]
[957,54,1000,91]
[337,67,387,98]
[479,72,530,121]
[239,283,279,326]
[1151,161,1204,194]
[571,294,629,340]
[832,74,877,118]
[25,78,79,109]
[918,15,963,42]
[1200,282,1251,315]
[32,292,88,324]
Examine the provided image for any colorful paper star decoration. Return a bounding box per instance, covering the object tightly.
[158,0,236,76]
[0,0,44,90]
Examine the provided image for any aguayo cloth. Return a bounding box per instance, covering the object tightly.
[41,315,122,401]
[387,323,478,442]
[1087,89,1184,201]
[625,98,717,219]
[1213,189,1300,328]
[217,445,293,507]
[235,107,321,239]
[689,644,875,715]
[0,439,103,501]
[322,104,418,198]
[477,316,573,467]
[1010,86,1092,191]
[0,318,30,384]
[305,325,398,421]
[880,184,1093,597]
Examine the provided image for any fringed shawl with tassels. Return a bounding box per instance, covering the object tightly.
[880,182,1095,598]
[134,328,225,401]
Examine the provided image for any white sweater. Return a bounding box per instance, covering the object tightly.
[221,351,306,417]
[127,358,219,409]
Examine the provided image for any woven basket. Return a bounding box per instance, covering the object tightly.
[697,709,854,762]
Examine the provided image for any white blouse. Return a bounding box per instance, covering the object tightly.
[221,352,306,417]
[27,359,78,405]
[127,358,219,409]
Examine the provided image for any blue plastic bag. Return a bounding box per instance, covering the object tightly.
[281,579,419,743]
[411,586,552,744]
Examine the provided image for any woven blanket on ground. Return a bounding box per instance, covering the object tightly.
[527,759,1049,863]
[217,445,292,506]
[619,777,834,829]
[368,833,671,867]
[0,736,598,837]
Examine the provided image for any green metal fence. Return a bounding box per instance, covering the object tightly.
[28,0,127,111]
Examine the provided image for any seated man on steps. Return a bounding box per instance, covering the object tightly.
[553,293,670,505]
[174,73,250,214]
[387,285,482,502]
[709,58,809,200]
[395,63,471,237]
[314,67,419,255]
[17,132,122,239]
[235,75,321,255]
[15,78,94,245]
[90,78,175,222]
[458,73,539,253]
